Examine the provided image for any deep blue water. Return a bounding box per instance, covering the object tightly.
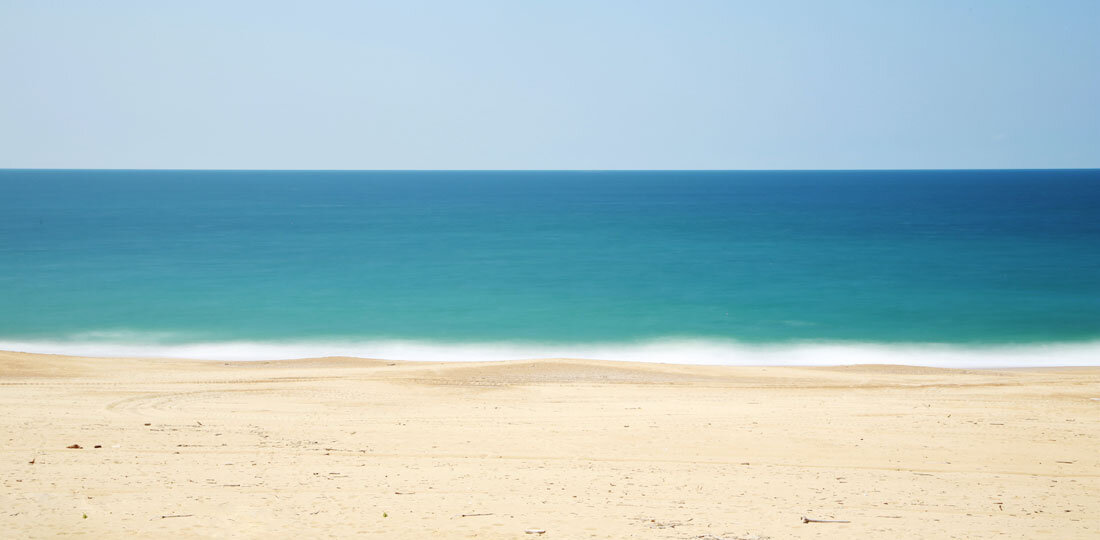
[1,169,1098,363]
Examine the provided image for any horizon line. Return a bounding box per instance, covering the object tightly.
[3,167,1099,173]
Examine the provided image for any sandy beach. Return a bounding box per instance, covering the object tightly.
[1,350,1097,539]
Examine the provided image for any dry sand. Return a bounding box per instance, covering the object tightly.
[1,350,1098,539]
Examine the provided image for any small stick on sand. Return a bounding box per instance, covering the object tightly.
[802,516,850,524]
[459,513,493,518]
[155,514,194,519]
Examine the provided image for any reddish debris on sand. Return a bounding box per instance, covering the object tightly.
[67,444,82,449]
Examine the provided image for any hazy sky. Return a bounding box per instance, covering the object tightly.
[1,1,1098,169]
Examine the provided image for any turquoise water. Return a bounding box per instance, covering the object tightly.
[2,169,1098,365]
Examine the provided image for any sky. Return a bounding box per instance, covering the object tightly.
[1,1,1098,170]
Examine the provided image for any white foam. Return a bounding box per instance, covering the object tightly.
[1,337,1099,368]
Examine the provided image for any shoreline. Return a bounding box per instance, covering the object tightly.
[3,338,1100,368]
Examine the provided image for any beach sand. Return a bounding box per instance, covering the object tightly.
[1,350,1097,538]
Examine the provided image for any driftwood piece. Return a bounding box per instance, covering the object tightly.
[802,516,850,524]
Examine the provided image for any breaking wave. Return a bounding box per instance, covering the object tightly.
[2,335,1099,368]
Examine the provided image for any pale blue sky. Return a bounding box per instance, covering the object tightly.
[1,1,1097,169]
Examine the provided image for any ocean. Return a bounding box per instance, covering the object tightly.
[1,169,1098,366]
